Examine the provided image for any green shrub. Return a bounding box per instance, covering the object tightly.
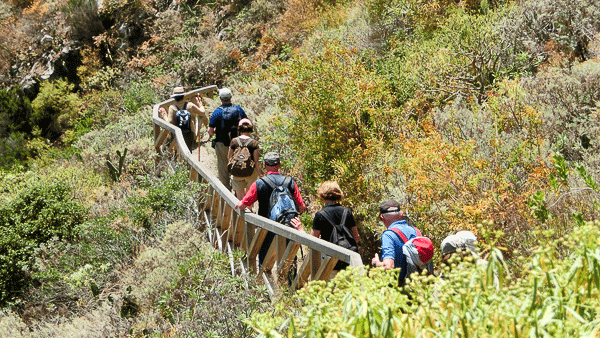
[250,221,600,337]
[0,87,33,138]
[123,81,159,114]
[31,79,82,141]
[0,181,86,304]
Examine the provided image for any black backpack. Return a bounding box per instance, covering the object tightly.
[320,208,358,253]
[173,102,191,134]
[220,105,241,146]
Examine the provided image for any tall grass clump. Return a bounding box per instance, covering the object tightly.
[250,221,600,337]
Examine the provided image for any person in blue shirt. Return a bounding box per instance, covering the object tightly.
[207,88,248,190]
[371,199,429,286]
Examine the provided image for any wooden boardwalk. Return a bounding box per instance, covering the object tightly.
[153,85,363,296]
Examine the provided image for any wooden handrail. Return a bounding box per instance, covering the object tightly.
[152,85,363,294]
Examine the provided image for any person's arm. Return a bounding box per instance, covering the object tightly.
[194,96,209,127]
[292,182,306,213]
[371,254,395,269]
[372,232,396,269]
[310,229,321,238]
[253,148,262,176]
[235,181,258,209]
[227,144,234,162]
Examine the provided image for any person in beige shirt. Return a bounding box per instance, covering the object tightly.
[159,86,209,154]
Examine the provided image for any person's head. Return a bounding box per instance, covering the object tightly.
[171,86,185,101]
[238,118,253,134]
[379,199,404,226]
[440,231,478,267]
[219,87,232,103]
[317,181,344,202]
[263,152,281,170]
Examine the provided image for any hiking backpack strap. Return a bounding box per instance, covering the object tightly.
[236,137,243,147]
[389,227,410,243]
[320,208,348,232]
[388,226,422,244]
[243,138,253,147]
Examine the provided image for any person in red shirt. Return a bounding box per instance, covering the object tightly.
[236,152,306,265]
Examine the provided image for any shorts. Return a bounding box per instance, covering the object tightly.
[231,169,259,192]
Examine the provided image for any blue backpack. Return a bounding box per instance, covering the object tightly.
[173,102,191,134]
[261,176,298,227]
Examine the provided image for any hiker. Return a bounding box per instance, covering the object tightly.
[227,118,262,199]
[311,181,359,279]
[158,86,208,154]
[439,230,495,280]
[432,230,499,299]
[207,87,248,190]
[371,199,434,287]
[235,152,306,265]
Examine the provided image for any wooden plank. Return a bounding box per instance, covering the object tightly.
[315,256,338,281]
[276,236,286,266]
[221,203,232,232]
[190,168,198,182]
[311,249,321,280]
[292,253,312,290]
[277,242,301,278]
[261,272,275,298]
[227,211,239,245]
[154,128,169,152]
[247,228,268,274]
[243,222,255,252]
[258,236,278,275]
[226,242,235,276]
[233,212,246,247]
[210,191,220,225]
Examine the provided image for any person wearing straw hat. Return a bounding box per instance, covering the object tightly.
[159,86,209,153]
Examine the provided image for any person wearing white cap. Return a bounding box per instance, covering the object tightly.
[227,118,262,199]
[158,86,209,154]
[207,87,248,190]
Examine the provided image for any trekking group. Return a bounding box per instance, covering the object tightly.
[160,86,485,287]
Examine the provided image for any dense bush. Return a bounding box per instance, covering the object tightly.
[0,181,86,305]
[31,79,82,141]
[250,221,600,337]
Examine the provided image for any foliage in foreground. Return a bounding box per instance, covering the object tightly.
[250,222,600,337]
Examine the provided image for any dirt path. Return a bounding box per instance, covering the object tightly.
[192,142,218,177]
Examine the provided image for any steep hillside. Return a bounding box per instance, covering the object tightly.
[1,0,600,336]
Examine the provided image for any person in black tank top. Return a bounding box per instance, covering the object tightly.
[311,181,360,276]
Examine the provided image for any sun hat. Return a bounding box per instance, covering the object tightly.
[403,237,434,270]
[219,87,232,100]
[379,199,401,215]
[171,86,185,98]
[238,118,252,127]
[263,152,280,166]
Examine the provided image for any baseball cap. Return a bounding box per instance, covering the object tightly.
[379,199,401,215]
[263,152,280,166]
[219,88,232,100]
